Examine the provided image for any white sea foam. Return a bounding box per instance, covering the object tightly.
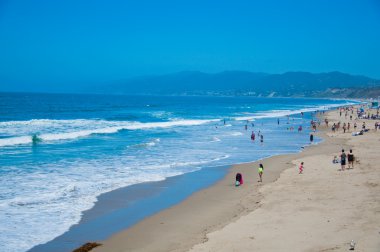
[230,132,243,136]
[0,154,229,252]
[233,102,358,121]
[211,137,221,142]
[0,119,219,147]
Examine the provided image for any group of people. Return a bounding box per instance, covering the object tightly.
[337,149,355,171]
[250,131,264,143]
[235,163,264,186]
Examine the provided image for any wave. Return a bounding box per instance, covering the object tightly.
[130,138,161,148]
[233,102,358,121]
[0,119,219,147]
[230,132,243,136]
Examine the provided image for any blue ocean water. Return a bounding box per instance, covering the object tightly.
[0,93,355,252]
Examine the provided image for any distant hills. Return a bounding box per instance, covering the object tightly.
[97,71,380,98]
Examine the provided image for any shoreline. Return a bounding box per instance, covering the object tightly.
[93,124,346,252]
[28,165,230,252]
[93,105,380,251]
[26,112,332,251]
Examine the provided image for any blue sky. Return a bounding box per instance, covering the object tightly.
[0,0,380,91]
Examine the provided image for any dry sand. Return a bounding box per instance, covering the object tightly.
[94,107,380,252]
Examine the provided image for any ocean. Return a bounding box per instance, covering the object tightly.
[0,93,355,252]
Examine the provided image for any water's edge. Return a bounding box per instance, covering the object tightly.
[28,164,230,252]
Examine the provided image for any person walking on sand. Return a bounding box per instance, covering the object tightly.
[258,163,264,182]
[340,149,346,171]
[299,162,304,174]
[347,149,354,169]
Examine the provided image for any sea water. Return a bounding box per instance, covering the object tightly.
[0,93,355,252]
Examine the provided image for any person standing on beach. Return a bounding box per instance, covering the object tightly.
[258,163,264,182]
[347,149,354,169]
[340,149,346,171]
[310,133,314,143]
[299,162,304,174]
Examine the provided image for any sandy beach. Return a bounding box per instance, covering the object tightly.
[91,106,380,252]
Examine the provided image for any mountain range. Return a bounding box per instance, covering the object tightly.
[96,71,380,98]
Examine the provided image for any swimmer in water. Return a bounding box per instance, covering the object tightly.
[251,131,255,141]
[32,134,41,145]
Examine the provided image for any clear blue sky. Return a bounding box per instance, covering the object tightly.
[0,0,380,91]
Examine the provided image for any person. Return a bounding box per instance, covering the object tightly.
[235,173,243,186]
[245,124,248,130]
[277,118,280,125]
[340,149,346,171]
[298,125,302,132]
[347,149,354,169]
[299,162,304,174]
[332,156,339,164]
[251,131,255,141]
[258,163,264,182]
[260,134,264,144]
[310,133,314,143]
[354,122,357,130]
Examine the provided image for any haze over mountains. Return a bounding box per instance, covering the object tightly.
[97,71,380,98]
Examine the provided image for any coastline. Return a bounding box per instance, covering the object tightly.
[93,106,380,252]
[92,124,344,251]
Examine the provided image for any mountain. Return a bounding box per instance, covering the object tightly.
[97,71,380,98]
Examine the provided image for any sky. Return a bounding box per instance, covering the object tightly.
[0,0,380,92]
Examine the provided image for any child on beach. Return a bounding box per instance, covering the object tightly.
[299,162,304,174]
[258,163,264,182]
[235,173,243,186]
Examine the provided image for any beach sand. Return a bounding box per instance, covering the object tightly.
[94,107,380,252]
